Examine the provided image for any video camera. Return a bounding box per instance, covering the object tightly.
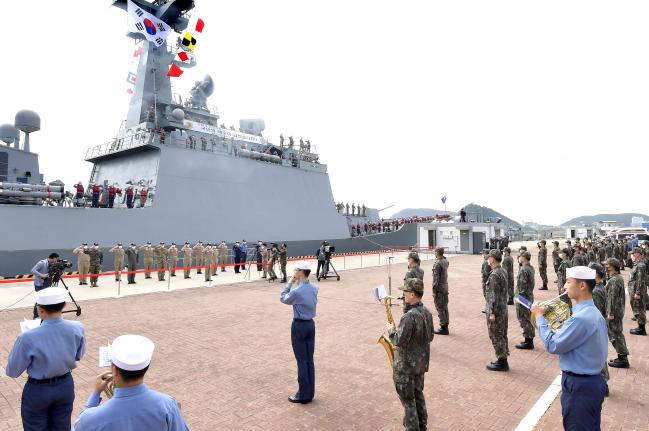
[323,241,335,255]
[48,259,72,284]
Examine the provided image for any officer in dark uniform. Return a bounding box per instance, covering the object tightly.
[125,243,139,284]
[387,278,434,431]
[5,287,86,431]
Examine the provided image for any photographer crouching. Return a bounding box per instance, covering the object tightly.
[30,253,72,318]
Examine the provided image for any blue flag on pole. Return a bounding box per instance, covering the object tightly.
[441,195,447,204]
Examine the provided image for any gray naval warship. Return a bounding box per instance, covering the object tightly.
[0,0,417,278]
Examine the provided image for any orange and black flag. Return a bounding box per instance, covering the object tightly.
[181,32,196,51]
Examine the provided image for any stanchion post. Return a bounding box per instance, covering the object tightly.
[167,261,171,291]
[361,253,363,268]
[343,255,346,270]
[117,269,122,298]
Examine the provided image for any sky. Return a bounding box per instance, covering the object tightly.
[1,0,648,225]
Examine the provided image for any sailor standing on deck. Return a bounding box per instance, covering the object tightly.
[532,266,608,430]
[5,287,86,431]
[73,335,189,431]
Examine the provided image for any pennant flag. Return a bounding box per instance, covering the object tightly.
[181,32,197,51]
[195,18,205,33]
[177,51,189,62]
[126,72,137,84]
[127,0,171,47]
[441,195,447,204]
[167,64,184,77]
[125,41,143,95]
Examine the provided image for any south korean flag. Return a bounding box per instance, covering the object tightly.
[127,0,170,47]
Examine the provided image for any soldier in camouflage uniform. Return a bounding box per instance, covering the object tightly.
[167,243,178,277]
[644,243,649,310]
[604,240,614,261]
[515,251,535,350]
[193,241,205,274]
[109,243,125,282]
[387,278,434,431]
[484,249,509,371]
[597,243,606,264]
[502,247,515,302]
[557,248,573,311]
[432,248,450,335]
[628,248,647,335]
[279,243,288,283]
[535,240,546,290]
[181,242,193,278]
[606,258,630,368]
[405,252,424,282]
[154,242,168,281]
[203,244,213,282]
[139,242,154,279]
[85,243,103,288]
[268,244,278,281]
[480,249,491,299]
[551,241,561,276]
[586,244,597,265]
[565,240,574,259]
[125,243,139,284]
[589,263,609,395]
[571,245,588,267]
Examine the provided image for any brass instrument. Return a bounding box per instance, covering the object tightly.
[377,297,397,367]
[531,292,571,332]
[102,373,115,399]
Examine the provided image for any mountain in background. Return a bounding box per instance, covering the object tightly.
[561,213,649,227]
[390,203,521,228]
[390,208,455,219]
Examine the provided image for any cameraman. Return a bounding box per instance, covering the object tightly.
[30,252,60,318]
[315,243,326,278]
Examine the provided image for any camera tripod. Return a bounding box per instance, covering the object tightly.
[317,258,340,281]
[49,272,82,316]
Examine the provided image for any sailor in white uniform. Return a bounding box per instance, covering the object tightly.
[74,334,189,431]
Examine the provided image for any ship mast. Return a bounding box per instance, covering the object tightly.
[112,0,195,128]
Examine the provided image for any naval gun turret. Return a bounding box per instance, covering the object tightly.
[186,75,214,111]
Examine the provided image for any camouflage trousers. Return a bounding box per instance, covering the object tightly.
[157,259,166,281]
[630,295,646,325]
[89,264,101,284]
[507,277,514,302]
[516,301,535,339]
[608,318,629,356]
[487,312,509,359]
[601,363,609,382]
[169,259,177,276]
[434,291,449,327]
[183,259,191,278]
[393,371,427,431]
[539,265,548,288]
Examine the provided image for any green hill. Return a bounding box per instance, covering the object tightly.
[561,213,648,227]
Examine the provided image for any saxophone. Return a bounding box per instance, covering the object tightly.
[102,373,115,399]
[377,297,396,367]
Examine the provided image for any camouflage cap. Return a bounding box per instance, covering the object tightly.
[519,251,532,261]
[539,240,546,245]
[632,247,645,255]
[519,246,528,251]
[435,247,444,256]
[606,258,621,270]
[560,248,571,256]
[399,277,424,294]
[552,241,559,245]
[482,249,490,255]
[488,249,502,262]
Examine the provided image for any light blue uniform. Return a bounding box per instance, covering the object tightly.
[6,317,86,379]
[5,317,85,431]
[74,384,190,431]
[30,259,49,289]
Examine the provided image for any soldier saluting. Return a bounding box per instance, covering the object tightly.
[387,278,434,431]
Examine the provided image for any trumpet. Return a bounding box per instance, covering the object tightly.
[102,373,116,399]
[531,292,571,333]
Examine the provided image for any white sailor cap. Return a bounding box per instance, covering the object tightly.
[110,335,155,371]
[35,287,69,305]
[566,266,596,280]
[295,261,311,271]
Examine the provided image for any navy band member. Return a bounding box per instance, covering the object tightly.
[532,266,608,430]
[387,278,434,431]
[280,261,318,403]
[74,335,189,430]
[5,287,86,431]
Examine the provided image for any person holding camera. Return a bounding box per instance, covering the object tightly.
[30,252,59,318]
[316,243,326,279]
[5,287,86,431]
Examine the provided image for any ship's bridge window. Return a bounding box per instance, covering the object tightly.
[0,152,7,182]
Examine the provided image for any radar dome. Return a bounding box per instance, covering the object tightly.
[0,124,18,144]
[171,108,185,122]
[15,110,41,133]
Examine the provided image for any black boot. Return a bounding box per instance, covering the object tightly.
[630,324,647,335]
[608,355,630,368]
[507,299,514,305]
[486,357,509,372]
[515,338,534,350]
[434,325,449,335]
[539,285,548,291]
[605,384,609,397]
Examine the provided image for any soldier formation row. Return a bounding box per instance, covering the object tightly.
[71,241,290,287]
